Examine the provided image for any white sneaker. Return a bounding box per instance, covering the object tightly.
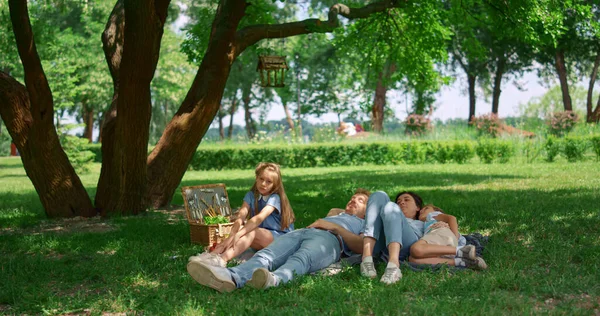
[188,251,226,268]
[457,245,477,260]
[380,265,402,285]
[464,257,488,270]
[247,268,278,289]
[360,261,377,279]
[187,258,236,293]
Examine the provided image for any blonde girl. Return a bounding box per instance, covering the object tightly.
[194,162,295,267]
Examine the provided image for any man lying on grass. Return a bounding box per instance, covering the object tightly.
[187,189,370,292]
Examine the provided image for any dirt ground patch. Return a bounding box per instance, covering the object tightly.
[0,216,117,236]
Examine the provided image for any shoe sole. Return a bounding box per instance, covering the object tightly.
[466,246,477,260]
[247,268,269,289]
[187,260,236,293]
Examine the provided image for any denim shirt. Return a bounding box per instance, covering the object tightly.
[323,213,365,256]
[243,191,294,233]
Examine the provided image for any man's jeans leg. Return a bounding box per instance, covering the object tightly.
[272,229,341,284]
[228,229,305,288]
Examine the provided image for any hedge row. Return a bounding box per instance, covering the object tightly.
[83,136,600,170]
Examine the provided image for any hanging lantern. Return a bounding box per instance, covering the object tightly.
[256,55,288,88]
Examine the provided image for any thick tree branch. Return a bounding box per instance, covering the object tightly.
[234,0,401,57]
[8,0,53,122]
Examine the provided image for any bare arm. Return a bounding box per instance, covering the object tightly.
[433,214,459,238]
[229,202,250,236]
[234,204,276,238]
[307,219,363,254]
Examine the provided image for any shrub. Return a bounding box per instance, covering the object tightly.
[434,143,452,164]
[403,142,426,164]
[592,136,600,161]
[561,137,587,162]
[471,113,502,138]
[60,135,95,173]
[452,142,475,164]
[544,136,560,162]
[404,114,432,136]
[476,139,496,164]
[523,139,543,163]
[496,141,515,163]
[547,111,579,136]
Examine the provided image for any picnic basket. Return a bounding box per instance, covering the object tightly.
[181,183,235,246]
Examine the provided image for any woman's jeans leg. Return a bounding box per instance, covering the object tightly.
[362,191,420,261]
[272,229,341,284]
[380,202,420,261]
[363,191,389,244]
[228,229,304,288]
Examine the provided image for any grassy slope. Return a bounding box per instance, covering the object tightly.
[1,157,599,314]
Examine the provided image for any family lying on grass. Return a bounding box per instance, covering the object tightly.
[187,162,487,292]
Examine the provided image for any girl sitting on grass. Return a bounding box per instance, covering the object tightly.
[409,204,487,270]
[191,162,295,267]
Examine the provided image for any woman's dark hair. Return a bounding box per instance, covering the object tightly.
[395,191,424,219]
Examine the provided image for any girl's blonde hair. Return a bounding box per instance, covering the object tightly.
[251,162,295,230]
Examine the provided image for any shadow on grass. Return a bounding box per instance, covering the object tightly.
[0,184,598,314]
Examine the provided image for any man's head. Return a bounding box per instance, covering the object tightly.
[344,188,370,218]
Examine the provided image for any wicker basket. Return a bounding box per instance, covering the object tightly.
[189,222,234,246]
[181,183,235,246]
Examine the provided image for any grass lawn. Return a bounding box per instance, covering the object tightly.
[1,156,599,314]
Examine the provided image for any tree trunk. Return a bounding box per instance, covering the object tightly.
[227,98,236,139]
[282,101,295,132]
[491,56,505,115]
[145,1,247,208]
[372,70,387,133]
[243,92,256,139]
[554,49,572,111]
[2,0,94,217]
[98,111,105,143]
[218,107,225,141]
[95,0,124,211]
[96,0,170,215]
[587,53,600,123]
[0,73,96,217]
[468,73,477,123]
[82,105,94,143]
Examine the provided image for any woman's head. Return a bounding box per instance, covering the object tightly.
[395,191,423,219]
[251,162,295,230]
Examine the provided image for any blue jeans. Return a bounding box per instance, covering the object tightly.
[229,228,341,288]
[363,191,421,261]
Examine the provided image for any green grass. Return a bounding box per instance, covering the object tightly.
[1,157,599,314]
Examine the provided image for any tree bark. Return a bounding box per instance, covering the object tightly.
[468,74,477,123]
[227,98,236,139]
[146,0,248,208]
[95,0,124,211]
[243,90,256,139]
[372,70,387,133]
[491,55,505,115]
[2,0,94,217]
[218,107,225,141]
[82,105,94,142]
[555,49,572,111]
[96,0,170,215]
[282,101,295,132]
[586,53,600,123]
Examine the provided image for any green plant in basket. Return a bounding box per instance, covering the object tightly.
[204,215,230,225]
